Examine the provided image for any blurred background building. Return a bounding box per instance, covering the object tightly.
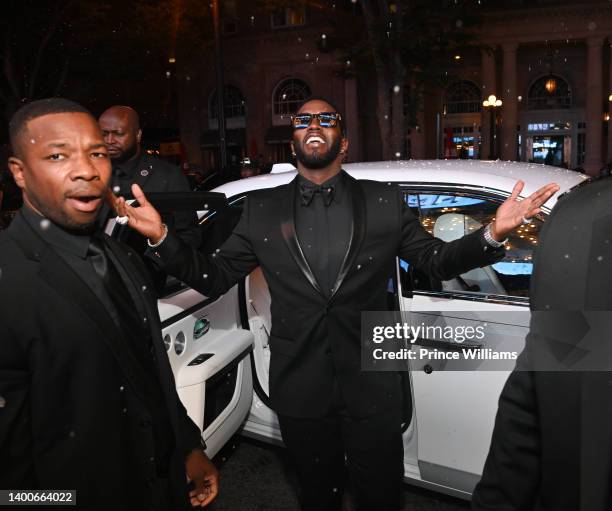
[1,0,612,187]
[174,0,612,176]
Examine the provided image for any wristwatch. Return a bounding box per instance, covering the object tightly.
[483,223,507,248]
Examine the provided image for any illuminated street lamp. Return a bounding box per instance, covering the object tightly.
[482,94,503,159]
[545,76,557,94]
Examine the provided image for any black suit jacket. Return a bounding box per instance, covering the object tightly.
[149,173,503,418]
[472,178,612,511]
[110,152,201,292]
[0,211,201,510]
[113,153,200,247]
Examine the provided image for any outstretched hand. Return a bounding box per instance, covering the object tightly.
[492,180,560,241]
[108,184,166,243]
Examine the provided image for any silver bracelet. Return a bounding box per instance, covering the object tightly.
[147,223,168,248]
[483,223,507,248]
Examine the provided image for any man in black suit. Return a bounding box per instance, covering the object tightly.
[0,98,217,510]
[98,105,200,248]
[472,177,612,511]
[116,98,558,511]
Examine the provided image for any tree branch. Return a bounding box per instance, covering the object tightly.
[52,58,70,96]
[3,44,22,102]
[28,0,75,99]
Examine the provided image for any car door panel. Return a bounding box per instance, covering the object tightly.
[241,268,283,444]
[398,188,539,494]
[405,297,528,491]
[159,284,254,457]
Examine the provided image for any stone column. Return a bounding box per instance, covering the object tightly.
[584,37,604,175]
[410,112,426,159]
[177,68,204,167]
[608,38,612,164]
[501,43,518,161]
[480,48,497,159]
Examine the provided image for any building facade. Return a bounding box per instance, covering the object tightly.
[178,1,612,176]
[431,0,612,175]
[178,3,355,171]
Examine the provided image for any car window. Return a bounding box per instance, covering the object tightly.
[399,191,543,301]
[159,196,246,298]
[109,191,244,299]
[199,196,246,253]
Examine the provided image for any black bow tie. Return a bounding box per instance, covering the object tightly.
[300,183,335,207]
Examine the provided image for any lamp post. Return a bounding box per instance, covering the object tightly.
[212,0,228,170]
[483,94,502,160]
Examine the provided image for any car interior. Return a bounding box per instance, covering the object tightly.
[433,213,507,295]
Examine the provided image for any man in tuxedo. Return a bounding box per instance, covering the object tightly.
[98,105,200,249]
[116,98,558,511]
[0,98,217,510]
[472,177,612,511]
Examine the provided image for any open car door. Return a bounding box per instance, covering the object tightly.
[108,191,254,457]
[397,188,537,497]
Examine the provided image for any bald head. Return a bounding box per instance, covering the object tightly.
[99,105,141,162]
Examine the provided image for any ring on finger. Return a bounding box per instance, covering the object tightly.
[116,215,129,225]
[521,217,532,225]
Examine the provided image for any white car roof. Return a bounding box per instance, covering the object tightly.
[213,160,588,211]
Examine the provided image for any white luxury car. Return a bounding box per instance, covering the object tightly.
[109,159,588,500]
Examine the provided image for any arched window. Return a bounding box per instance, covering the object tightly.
[273,78,311,115]
[527,75,571,110]
[209,85,246,119]
[445,81,482,114]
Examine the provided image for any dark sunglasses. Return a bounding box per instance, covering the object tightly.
[290,112,342,129]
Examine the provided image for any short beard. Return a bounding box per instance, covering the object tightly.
[111,142,139,164]
[29,195,98,233]
[294,136,341,170]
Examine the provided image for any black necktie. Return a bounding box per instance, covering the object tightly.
[88,234,174,474]
[88,235,109,280]
[87,234,155,369]
[300,183,335,207]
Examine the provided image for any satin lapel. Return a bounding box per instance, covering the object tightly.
[280,177,323,296]
[330,175,366,300]
[580,372,612,510]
